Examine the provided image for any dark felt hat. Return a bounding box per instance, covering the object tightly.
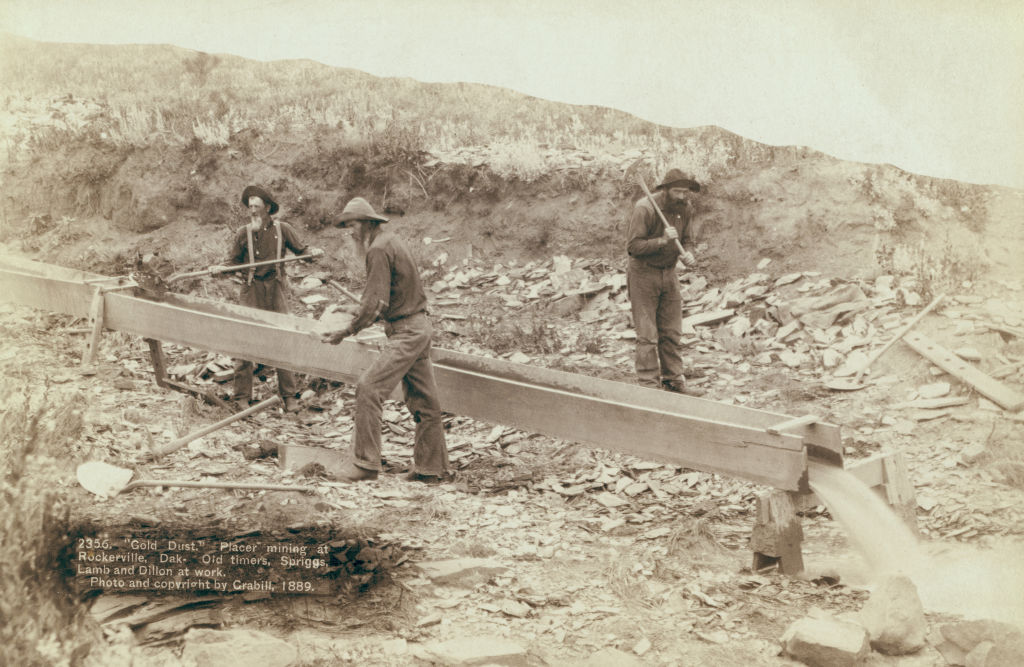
[655,169,700,192]
[338,197,389,224]
[241,185,279,215]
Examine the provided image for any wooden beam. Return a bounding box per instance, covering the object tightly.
[903,331,1024,411]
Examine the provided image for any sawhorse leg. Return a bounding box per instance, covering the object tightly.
[750,490,805,575]
[144,337,234,412]
[82,287,105,367]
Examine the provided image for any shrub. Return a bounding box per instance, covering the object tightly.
[0,383,91,666]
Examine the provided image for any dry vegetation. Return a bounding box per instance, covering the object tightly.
[0,382,92,666]
[0,35,730,183]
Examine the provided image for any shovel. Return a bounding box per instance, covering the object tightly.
[76,461,314,497]
[825,292,946,391]
[167,254,315,283]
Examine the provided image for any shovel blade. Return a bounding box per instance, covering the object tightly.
[76,461,134,497]
[824,378,866,392]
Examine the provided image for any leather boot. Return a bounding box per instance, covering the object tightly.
[333,462,379,483]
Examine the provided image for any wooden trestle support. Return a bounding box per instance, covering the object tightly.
[0,255,917,574]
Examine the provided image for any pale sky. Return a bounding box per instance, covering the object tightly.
[3,0,1023,188]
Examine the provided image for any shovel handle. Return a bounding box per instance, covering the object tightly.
[168,254,315,283]
[150,395,282,457]
[328,280,361,304]
[122,480,314,493]
[853,292,946,382]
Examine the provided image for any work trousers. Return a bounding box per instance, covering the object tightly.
[351,312,449,476]
[233,277,298,400]
[627,261,685,388]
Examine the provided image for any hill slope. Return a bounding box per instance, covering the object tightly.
[0,35,1020,289]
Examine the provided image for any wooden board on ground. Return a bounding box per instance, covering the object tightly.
[902,331,1024,411]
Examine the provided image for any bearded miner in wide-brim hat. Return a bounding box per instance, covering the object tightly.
[319,197,450,483]
[625,169,705,395]
[215,185,323,412]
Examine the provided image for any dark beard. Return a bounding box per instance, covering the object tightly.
[664,199,688,214]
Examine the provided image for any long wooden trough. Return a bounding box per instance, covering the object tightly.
[0,254,846,492]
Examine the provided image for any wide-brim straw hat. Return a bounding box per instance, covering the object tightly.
[338,197,389,224]
[241,185,279,215]
[655,169,700,192]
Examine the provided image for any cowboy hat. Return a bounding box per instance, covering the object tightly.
[241,185,279,215]
[655,169,700,192]
[338,197,389,224]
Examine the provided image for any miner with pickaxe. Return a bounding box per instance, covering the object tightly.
[211,185,323,412]
[627,169,705,396]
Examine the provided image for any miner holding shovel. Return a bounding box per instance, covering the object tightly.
[211,185,324,412]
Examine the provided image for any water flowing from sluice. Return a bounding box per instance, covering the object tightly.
[808,461,1024,625]
[807,462,924,576]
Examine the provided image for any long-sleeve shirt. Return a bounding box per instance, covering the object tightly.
[227,219,307,279]
[346,230,428,336]
[625,191,693,269]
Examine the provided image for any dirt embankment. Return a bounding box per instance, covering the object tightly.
[2,120,1018,291]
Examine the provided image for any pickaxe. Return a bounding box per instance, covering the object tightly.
[636,175,696,267]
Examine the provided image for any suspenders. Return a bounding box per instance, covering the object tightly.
[244,220,283,285]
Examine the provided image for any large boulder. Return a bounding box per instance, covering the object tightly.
[858,574,927,654]
[780,616,870,667]
[934,619,1023,666]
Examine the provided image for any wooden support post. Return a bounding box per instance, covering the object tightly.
[145,337,233,412]
[750,490,805,575]
[82,286,105,367]
[879,450,919,535]
[145,338,168,388]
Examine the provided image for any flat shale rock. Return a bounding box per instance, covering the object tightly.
[181,628,297,667]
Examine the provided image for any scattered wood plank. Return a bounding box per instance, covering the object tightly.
[902,332,1024,412]
[892,396,971,410]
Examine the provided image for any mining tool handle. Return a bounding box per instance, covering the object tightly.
[150,395,282,457]
[328,279,361,304]
[635,175,690,262]
[168,254,315,283]
[121,479,314,494]
[853,292,946,383]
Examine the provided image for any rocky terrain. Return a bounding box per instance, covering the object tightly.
[2,36,1024,667]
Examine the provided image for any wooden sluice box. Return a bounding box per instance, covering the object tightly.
[1,255,916,576]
